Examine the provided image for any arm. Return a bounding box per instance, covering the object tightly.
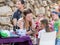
[57,25,60,37]
[13,18,17,31]
[12,11,18,31]
[38,31,41,45]
[13,18,17,26]
[26,30,33,35]
[26,20,36,35]
[57,20,60,37]
[26,27,36,35]
[38,38,40,45]
[58,26,60,34]
[12,11,18,26]
[17,18,23,29]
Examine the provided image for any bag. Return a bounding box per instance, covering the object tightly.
[0,30,10,38]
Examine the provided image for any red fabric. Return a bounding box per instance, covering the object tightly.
[35,22,39,29]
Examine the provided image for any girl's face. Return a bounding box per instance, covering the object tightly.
[39,20,45,30]
[52,13,59,20]
[41,23,44,29]
[37,14,44,19]
[40,22,45,29]
[26,13,33,21]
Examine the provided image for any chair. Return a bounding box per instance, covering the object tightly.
[39,31,56,45]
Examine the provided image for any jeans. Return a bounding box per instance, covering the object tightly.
[56,39,60,45]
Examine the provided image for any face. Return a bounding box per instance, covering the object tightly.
[40,23,45,29]
[39,19,45,30]
[37,14,44,19]
[26,13,33,21]
[52,13,59,20]
[16,1,24,9]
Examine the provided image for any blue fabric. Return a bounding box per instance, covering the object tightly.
[12,9,22,29]
[58,13,60,18]
[56,39,60,45]
[12,9,22,20]
[52,11,58,14]
[52,11,60,18]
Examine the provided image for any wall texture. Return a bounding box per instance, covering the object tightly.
[0,0,58,30]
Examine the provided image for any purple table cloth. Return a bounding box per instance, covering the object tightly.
[0,36,33,45]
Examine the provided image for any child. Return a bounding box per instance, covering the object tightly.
[51,11,60,45]
[38,19,51,45]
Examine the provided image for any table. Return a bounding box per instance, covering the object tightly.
[0,36,33,45]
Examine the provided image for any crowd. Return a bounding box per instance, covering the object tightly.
[0,0,60,45]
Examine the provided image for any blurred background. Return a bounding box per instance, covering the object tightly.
[0,0,60,30]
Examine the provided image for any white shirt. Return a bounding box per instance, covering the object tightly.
[38,29,46,38]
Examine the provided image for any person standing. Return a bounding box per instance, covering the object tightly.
[51,11,60,45]
[12,0,25,31]
[38,19,51,45]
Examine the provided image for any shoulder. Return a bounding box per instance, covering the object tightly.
[39,29,46,33]
[14,9,20,13]
[13,10,18,14]
[13,10,19,17]
[13,9,20,15]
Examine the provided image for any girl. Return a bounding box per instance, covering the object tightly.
[38,19,51,45]
[51,11,60,45]
[17,9,36,45]
[35,13,45,31]
[35,14,45,45]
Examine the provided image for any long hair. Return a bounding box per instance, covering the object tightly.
[40,19,50,32]
[23,9,32,30]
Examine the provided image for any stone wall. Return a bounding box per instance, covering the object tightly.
[0,0,17,30]
[0,0,58,30]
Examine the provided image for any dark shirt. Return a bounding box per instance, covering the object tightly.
[12,9,22,31]
[13,9,22,20]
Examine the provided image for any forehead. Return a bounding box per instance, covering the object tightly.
[37,14,44,16]
[26,13,32,16]
[52,13,58,16]
[16,1,21,4]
